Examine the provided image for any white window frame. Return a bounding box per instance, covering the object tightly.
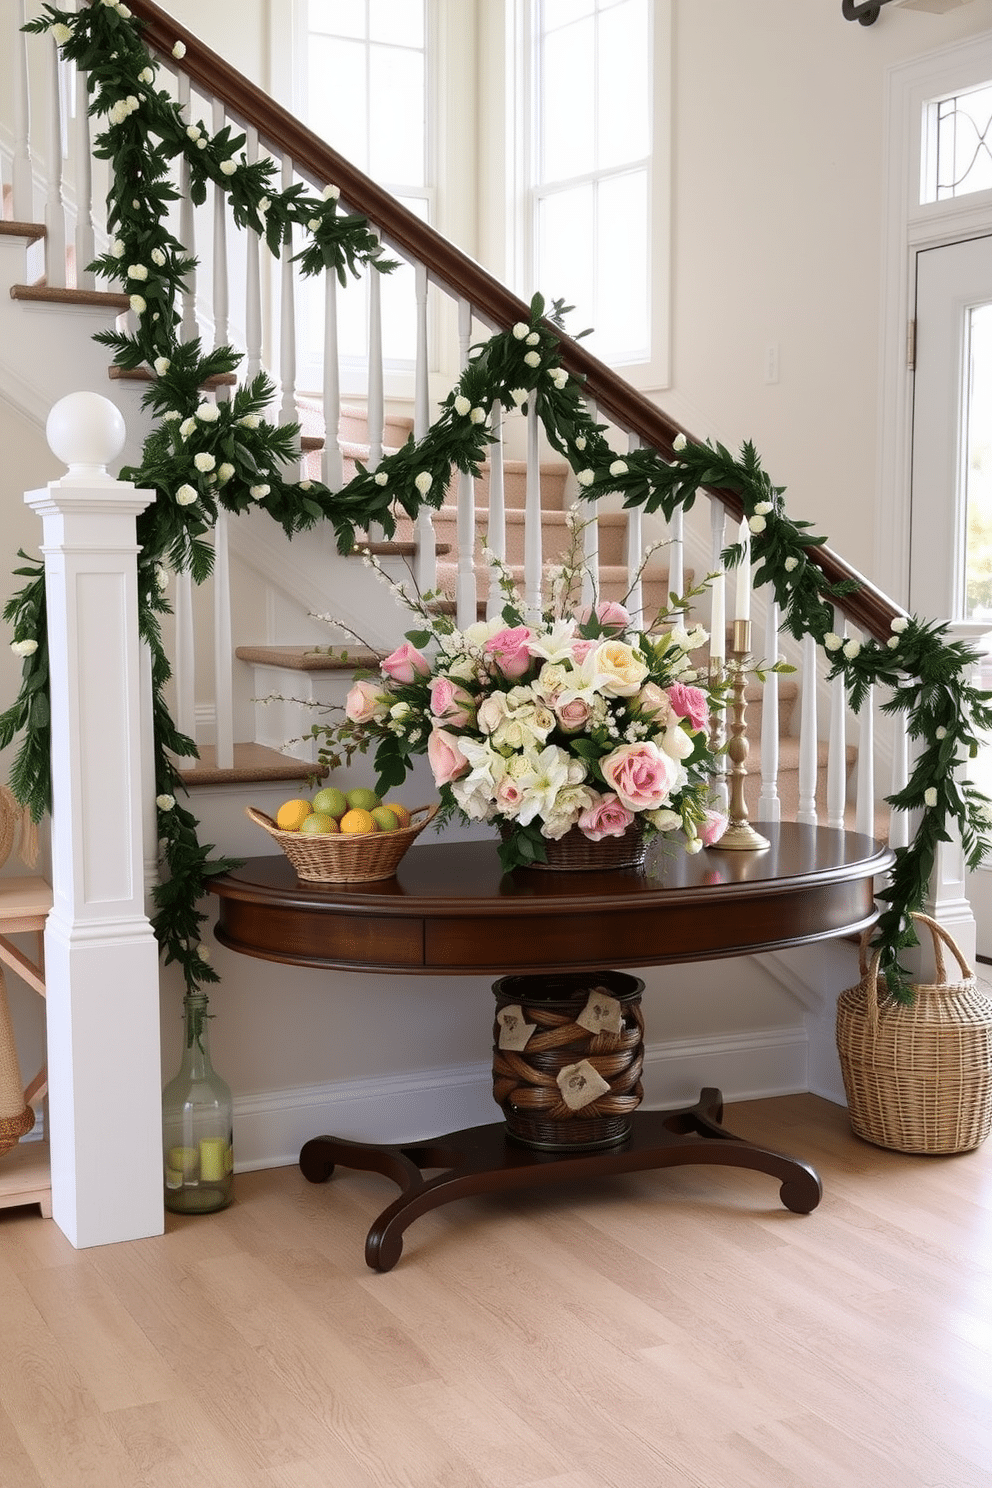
[508,0,672,392]
[877,29,992,606]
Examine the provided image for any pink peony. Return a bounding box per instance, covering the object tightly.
[600,740,679,812]
[576,600,630,633]
[698,809,729,846]
[666,681,709,732]
[427,726,469,786]
[429,676,474,727]
[484,626,533,679]
[345,679,386,723]
[578,792,635,841]
[381,641,430,684]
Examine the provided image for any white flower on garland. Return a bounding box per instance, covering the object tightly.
[129,294,146,314]
[754,500,773,515]
[217,463,235,484]
[924,787,938,807]
[194,452,216,473]
[891,616,909,633]
[179,417,196,439]
[151,248,166,267]
[186,125,201,142]
[155,564,169,591]
[250,484,270,500]
[128,263,148,281]
[156,794,176,811]
[415,472,433,495]
[52,23,72,44]
[172,40,186,58]
[824,632,843,651]
[196,402,220,423]
[550,367,569,389]
[139,66,155,84]
[524,351,541,368]
[749,514,767,534]
[374,471,389,486]
[220,160,237,177]
[454,395,471,417]
[610,460,628,477]
[576,470,595,487]
[512,322,529,339]
[673,433,688,453]
[153,356,170,375]
[843,639,861,660]
[323,184,340,201]
[237,414,260,429]
[175,484,198,506]
[470,407,486,424]
[10,639,38,657]
[784,555,799,572]
[510,388,528,407]
[110,238,126,258]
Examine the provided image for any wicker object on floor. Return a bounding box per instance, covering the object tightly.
[836,913,992,1154]
[246,803,438,883]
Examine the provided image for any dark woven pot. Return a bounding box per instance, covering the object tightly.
[501,820,647,872]
[492,970,645,1150]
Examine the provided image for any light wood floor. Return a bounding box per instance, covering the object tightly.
[0,1094,989,1488]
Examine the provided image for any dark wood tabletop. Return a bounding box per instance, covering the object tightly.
[209,823,894,975]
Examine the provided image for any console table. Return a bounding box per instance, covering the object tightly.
[210,823,893,1269]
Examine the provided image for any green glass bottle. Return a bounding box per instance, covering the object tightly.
[162,993,234,1214]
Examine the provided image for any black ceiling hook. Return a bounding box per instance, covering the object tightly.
[842,0,896,23]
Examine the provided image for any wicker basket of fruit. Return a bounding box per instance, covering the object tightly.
[246,788,437,884]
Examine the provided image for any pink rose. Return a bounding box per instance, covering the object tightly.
[666,682,709,732]
[576,600,630,633]
[484,626,533,679]
[698,809,729,846]
[555,695,593,734]
[427,726,469,786]
[569,638,597,663]
[600,740,679,812]
[578,792,635,841]
[381,641,430,684]
[429,676,474,727]
[345,679,387,723]
[636,681,673,726]
[495,777,526,816]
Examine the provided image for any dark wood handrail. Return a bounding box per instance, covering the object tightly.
[126,0,902,642]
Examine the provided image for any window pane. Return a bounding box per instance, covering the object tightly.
[541,18,595,182]
[593,171,648,361]
[309,36,368,167]
[537,184,595,321]
[369,0,423,48]
[965,302,992,622]
[369,47,425,185]
[308,0,366,39]
[597,0,650,169]
[927,81,992,202]
[543,0,594,29]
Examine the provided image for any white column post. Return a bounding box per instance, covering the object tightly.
[26,392,163,1249]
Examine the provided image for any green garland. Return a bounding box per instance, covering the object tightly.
[3,0,991,1001]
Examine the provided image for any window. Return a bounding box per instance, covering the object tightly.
[530,0,655,368]
[922,80,992,203]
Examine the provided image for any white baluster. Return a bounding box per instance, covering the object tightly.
[524,402,543,621]
[211,100,230,355]
[244,128,263,382]
[366,241,384,467]
[758,596,781,823]
[625,434,644,628]
[212,506,234,769]
[889,705,911,849]
[12,1,34,220]
[797,632,819,825]
[827,612,848,829]
[579,400,599,610]
[177,76,197,342]
[413,262,436,595]
[667,506,684,605]
[174,569,196,744]
[45,37,67,289]
[72,68,95,289]
[455,298,478,629]
[486,399,506,620]
[321,260,342,489]
[277,154,297,430]
[855,680,876,837]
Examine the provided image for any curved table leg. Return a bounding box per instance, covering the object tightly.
[298,1088,822,1271]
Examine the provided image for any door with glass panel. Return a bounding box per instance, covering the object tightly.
[910,234,992,951]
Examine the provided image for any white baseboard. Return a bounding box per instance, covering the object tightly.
[231,1024,811,1172]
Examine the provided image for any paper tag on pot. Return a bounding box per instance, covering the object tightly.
[576,989,623,1036]
[497,1005,535,1050]
[557,1060,611,1110]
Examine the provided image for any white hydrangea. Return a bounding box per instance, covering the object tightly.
[576,469,595,487]
[186,125,201,142]
[843,639,861,660]
[823,632,843,652]
[110,239,126,259]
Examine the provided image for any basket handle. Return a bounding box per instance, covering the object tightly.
[245,805,279,834]
[857,910,973,1026]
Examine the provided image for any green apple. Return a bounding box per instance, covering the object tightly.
[298,812,339,835]
[312,786,348,819]
[370,806,400,832]
[346,786,381,811]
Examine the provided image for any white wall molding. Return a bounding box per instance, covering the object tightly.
[231,1023,812,1172]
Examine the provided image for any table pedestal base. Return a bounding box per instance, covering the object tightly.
[299,1087,822,1271]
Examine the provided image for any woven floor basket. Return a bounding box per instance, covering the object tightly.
[0,966,35,1158]
[836,913,992,1154]
[246,803,437,883]
[492,970,645,1150]
[501,820,647,872]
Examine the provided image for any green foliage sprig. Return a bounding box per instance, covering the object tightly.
[4,1,991,1002]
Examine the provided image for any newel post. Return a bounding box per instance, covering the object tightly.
[26,392,163,1248]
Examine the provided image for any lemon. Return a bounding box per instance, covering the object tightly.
[370,806,400,832]
[276,798,312,831]
[298,812,339,835]
[382,800,411,828]
[312,786,348,819]
[339,807,376,834]
[346,786,381,811]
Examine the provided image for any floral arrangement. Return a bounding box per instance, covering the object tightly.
[311,532,731,873]
[2,1,991,1000]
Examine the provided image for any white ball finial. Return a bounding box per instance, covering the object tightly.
[46,392,127,480]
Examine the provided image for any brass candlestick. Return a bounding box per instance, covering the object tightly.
[718,620,770,852]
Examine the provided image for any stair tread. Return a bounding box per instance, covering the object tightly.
[236,644,381,672]
[176,742,326,787]
[0,221,46,243]
[10,282,130,309]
